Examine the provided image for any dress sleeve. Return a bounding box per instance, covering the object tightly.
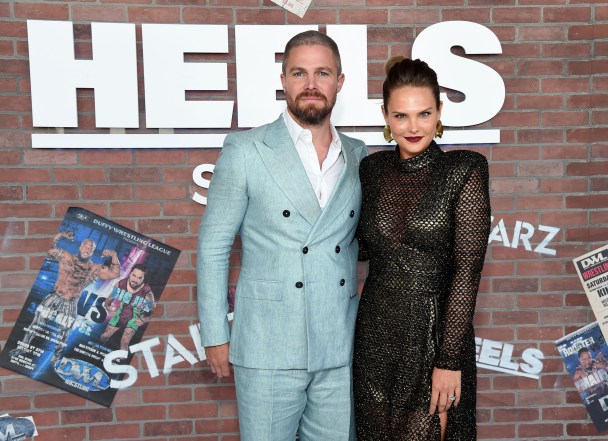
[357,242,370,262]
[356,157,371,262]
[434,157,491,370]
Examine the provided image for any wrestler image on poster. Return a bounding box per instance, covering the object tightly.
[100,264,157,362]
[8,230,120,365]
[557,322,608,432]
[574,347,608,430]
[574,347,608,398]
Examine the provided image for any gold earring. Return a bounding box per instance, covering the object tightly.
[383,124,393,142]
[435,120,443,138]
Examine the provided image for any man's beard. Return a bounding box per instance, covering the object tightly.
[287,90,336,126]
[129,280,144,290]
[76,252,91,263]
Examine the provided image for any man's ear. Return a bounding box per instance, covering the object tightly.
[336,73,345,93]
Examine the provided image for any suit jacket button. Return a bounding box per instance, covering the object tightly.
[283,210,290,217]
[339,279,345,286]
[302,246,308,254]
[349,210,355,217]
[295,281,303,288]
[335,246,341,253]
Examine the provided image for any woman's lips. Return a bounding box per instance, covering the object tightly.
[405,136,423,142]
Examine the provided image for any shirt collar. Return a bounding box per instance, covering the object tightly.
[282,109,342,150]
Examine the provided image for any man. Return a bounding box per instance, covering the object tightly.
[10,231,120,363]
[573,347,608,395]
[197,31,367,440]
[101,264,156,353]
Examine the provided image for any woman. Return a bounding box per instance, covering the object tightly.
[353,57,491,440]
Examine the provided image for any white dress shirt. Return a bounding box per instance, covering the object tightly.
[283,110,344,208]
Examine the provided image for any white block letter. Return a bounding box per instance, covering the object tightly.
[327,25,383,127]
[192,163,215,206]
[412,21,505,127]
[143,24,232,128]
[28,20,138,128]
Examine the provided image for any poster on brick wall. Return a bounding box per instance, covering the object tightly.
[556,321,608,432]
[270,0,311,18]
[574,244,608,339]
[0,207,180,407]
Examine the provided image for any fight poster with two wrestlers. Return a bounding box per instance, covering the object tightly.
[0,207,180,406]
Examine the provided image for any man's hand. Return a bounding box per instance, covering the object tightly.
[205,343,231,378]
[53,231,73,244]
[98,250,121,279]
[101,249,118,260]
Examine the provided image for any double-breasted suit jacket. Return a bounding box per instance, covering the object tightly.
[197,116,367,372]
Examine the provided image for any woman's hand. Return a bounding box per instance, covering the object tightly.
[429,367,461,414]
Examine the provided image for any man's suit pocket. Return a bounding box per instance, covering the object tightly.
[238,276,282,301]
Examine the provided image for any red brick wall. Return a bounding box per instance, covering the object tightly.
[1,0,607,439]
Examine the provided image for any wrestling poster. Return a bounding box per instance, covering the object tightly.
[573,244,608,339]
[0,207,180,407]
[556,321,608,432]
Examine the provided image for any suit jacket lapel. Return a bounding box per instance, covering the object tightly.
[255,117,322,226]
[309,134,359,236]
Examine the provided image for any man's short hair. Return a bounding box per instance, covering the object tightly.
[579,347,590,358]
[82,238,96,248]
[282,30,342,75]
[131,263,147,278]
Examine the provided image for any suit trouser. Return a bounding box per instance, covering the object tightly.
[233,364,355,441]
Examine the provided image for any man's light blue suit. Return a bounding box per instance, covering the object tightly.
[197,115,367,439]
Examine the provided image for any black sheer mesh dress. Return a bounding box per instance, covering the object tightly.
[353,142,491,440]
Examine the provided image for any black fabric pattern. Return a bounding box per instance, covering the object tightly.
[353,141,491,440]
